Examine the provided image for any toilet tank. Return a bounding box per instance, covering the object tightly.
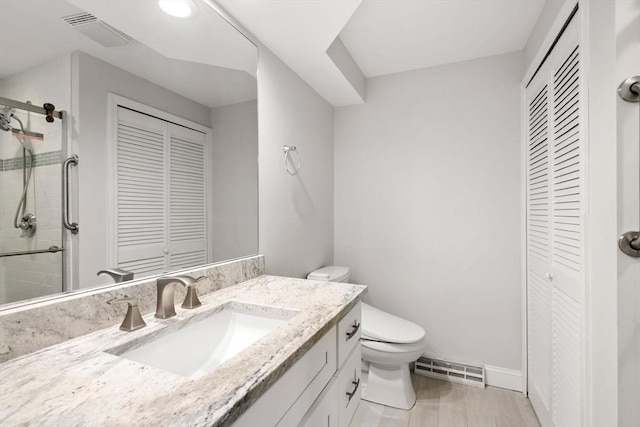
[307,266,350,283]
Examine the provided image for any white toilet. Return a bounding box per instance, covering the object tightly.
[307,266,425,410]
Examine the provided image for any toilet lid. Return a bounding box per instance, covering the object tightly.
[307,266,350,282]
[361,302,425,344]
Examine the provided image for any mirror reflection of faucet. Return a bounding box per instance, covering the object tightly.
[97,268,134,283]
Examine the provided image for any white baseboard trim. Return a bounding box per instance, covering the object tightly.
[484,365,524,392]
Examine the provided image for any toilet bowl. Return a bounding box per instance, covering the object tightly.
[307,266,425,410]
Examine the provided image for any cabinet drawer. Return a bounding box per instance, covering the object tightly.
[234,326,337,427]
[337,303,361,367]
[338,345,361,427]
[300,378,339,427]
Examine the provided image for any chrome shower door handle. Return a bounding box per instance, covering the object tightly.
[62,155,79,234]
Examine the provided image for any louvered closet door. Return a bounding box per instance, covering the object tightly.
[526,72,552,426]
[115,108,209,277]
[548,17,583,427]
[526,14,583,427]
[116,107,167,276]
[167,123,207,270]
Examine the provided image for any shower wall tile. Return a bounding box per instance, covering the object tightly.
[0,255,265,362]
[1,150,62,172]
[1,163,62,305]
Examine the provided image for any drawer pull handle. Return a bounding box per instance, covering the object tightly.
[346,378,360,403]
[346,321,360,340]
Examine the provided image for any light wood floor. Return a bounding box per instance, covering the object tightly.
[351,375,541,427]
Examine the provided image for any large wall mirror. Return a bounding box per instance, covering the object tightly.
[0,0,258,307]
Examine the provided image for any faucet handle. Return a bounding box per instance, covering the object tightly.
[98,268,134,283]
[181,276,205,309]
[107,297,146,332]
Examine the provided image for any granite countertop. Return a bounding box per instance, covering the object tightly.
[0,275,366,426]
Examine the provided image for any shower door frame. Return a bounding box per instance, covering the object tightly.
[0,96,72,297]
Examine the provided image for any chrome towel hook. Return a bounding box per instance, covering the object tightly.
[283,145,300,175]
[618,75,640,257]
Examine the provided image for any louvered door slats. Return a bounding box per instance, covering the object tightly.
[116,113,166,265]
[528,83,550,266]
[528,270,551,405]
[168,125,207,269]
[526,14,583,427]
[115,107,208,276]
[552,44,581,276]
[552,288,582,427]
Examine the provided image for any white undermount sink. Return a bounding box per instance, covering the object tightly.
[108,303,294,379]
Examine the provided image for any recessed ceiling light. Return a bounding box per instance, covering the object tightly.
[158,0,198,18]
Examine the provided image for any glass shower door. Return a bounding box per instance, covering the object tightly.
[0,98,64,305]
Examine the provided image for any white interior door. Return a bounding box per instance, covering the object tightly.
[526,13,584,427]
[167,123,207,270]
[114,106,208,277]
[116,107,167,276]
[526,65,552,426]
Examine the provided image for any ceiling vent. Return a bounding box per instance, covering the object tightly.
[62,12,132,47]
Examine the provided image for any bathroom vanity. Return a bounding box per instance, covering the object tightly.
[0,272,366,426]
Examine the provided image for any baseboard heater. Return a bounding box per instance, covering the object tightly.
[414,356,485,388]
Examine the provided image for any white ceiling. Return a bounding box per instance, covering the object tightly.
[218,0,545,106]
[340,0,546,78]
[2,0,546,108]
[218,0,365,106]
[0,0,257,108]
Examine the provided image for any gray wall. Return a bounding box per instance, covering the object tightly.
[211,100,258,262]
[257,49,335,278]
[616,1,640,425]
[334,52,524,372]
[72,51,212,289]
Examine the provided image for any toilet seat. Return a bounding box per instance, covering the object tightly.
[361,338,424,354]
[361,302,425,344]
[305,266,426,410]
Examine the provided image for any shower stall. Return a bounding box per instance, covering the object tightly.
[0,96,69,304]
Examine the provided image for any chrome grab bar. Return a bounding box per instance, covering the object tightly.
[62,155,79,234]
[0,245,64,258]
[618,75,640,257]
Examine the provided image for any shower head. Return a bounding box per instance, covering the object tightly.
[0,108,36,153]
[0,107,14,131]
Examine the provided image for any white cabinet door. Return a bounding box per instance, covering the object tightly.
[301,380,339,427]
[337,345,361,427]
[526,12,584,427]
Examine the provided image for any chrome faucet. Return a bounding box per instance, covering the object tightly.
[155,275,204,319]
